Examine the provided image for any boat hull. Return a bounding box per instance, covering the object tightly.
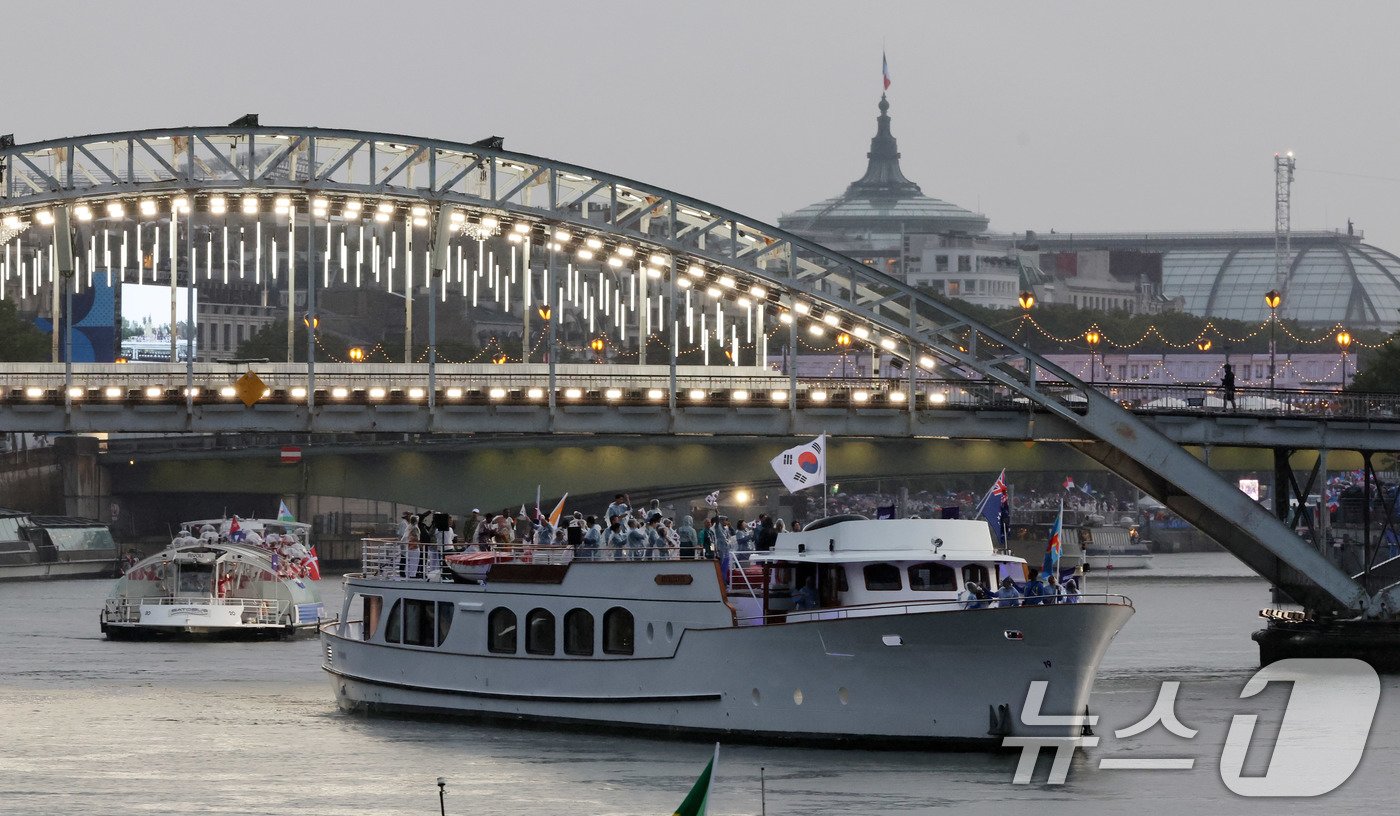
[323,601,1132,747]
[102,620,320,641]
[0,558,115,582]
[1085,553,1153,571]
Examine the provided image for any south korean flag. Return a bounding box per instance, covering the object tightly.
[770,434,827,494]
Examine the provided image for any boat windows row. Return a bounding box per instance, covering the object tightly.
[353,594,635,656]
[861,562,990,592]
[489,606,634,657]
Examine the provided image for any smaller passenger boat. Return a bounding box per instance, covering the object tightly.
[1,507,119,581]
[1080,524,1154,570]
[100,517,327,640]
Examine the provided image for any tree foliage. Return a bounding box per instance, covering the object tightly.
[0,300,51,361]
[1349,336,1400,393]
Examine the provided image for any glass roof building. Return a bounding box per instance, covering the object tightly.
[1016,230,1400,331]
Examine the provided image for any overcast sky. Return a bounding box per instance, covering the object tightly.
[8,1,1400,250]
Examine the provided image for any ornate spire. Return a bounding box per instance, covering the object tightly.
[847,94,922,198]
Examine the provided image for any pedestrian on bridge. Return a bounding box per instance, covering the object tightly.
[1221,363,1237,409]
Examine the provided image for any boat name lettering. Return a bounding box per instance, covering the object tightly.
[654,574,694,586]
[169,607,210,616]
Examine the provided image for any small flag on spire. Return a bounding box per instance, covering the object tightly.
[882,52,891,90]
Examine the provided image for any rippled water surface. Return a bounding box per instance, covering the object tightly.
[3,552,1397,815]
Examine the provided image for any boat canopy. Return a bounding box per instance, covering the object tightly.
[750,518,1026,566]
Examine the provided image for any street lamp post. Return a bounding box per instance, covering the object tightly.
[1085,329,1101,386]
[1265,289,1281,393]
[1337,330,1353,389]
[1018,290,1036,380]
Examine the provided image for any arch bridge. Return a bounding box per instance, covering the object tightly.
[2,124,1397,617]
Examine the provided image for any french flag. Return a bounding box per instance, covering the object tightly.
[882,52,891,90]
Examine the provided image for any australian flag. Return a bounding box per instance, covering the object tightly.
[979,469,1011,546]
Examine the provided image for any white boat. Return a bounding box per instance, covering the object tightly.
[321,515,1133,747]
[1080,525,1154,571]
[100,518,327,639]
[0,507,119,581]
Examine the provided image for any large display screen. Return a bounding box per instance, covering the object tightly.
[119,283,197,362]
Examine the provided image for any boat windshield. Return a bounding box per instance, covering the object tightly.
[178,564,213,594]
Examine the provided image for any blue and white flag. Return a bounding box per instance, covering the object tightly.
[704,491,720,508]
[770,434,827,494]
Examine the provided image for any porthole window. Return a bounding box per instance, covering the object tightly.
[603,606,634,655]
[863,563,903,592]
[488,607,517,654]
[564,608,594,656]
[526,608,556,655]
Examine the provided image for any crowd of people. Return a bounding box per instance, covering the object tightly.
[166,518,317,581]
[959,574,1081,609]
[384,495,802,579]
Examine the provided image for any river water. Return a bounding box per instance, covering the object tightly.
[3,552,1397,815]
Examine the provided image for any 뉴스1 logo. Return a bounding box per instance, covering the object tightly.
[1005,658,1380,796]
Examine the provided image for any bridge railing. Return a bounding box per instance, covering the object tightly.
[3,363,1399,420]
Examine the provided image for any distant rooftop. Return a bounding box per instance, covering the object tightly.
[780,95,989,236]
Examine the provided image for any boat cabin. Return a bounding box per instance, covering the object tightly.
[743,516,1028,623]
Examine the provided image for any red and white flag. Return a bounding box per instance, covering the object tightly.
[882,52,891,90]
[305,546,322,581]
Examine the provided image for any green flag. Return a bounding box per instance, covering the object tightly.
[671,744,719,816]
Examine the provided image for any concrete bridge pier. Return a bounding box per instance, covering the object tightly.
[0,436,110,522]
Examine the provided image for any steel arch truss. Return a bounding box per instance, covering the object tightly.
[0,125,1376,614]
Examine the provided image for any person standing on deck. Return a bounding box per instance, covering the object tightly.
[677,515,698,559]
[605,519,626,561]
[403,515,422,579]
[712,515,733,577]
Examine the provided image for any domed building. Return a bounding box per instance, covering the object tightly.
[779,95,990,273]
[781,95,1400,331]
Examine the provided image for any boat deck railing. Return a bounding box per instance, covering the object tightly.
[731,593,1134,626]
[102,596,281,624]
[359,538,716,579]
